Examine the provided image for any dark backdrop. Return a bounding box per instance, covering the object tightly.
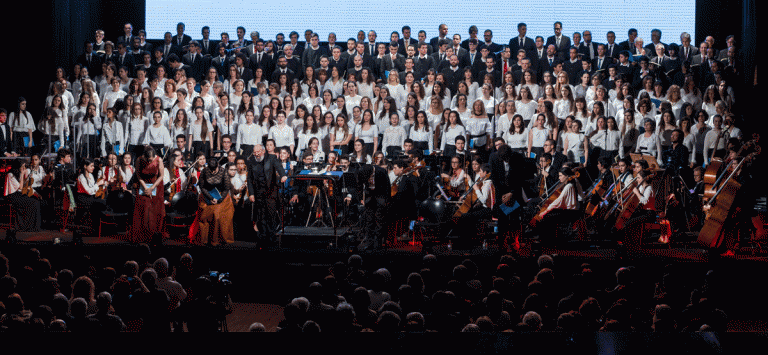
[1,0,754,119]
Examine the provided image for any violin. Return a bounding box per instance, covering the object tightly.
[21,170,36,198]
[391,162,423,197]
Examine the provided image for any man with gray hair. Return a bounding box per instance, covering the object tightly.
[247,144,288,247]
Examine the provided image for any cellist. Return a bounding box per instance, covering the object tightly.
[534,167,586,249]
[621,169,655,254]
[448,163,494,235]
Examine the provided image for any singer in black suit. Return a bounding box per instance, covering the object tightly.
[509,23,536,55]
[545,22,571,60]
[246,144,287,247]
[354,164,390,251]
[0,110,14,156]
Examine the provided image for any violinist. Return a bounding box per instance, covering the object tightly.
[163,152,187,203]
[535,167,586,249]
[26,154,46,194]
[440,155,467,200]
[119,153,135,187]
[289,152,315,223]
[187,152,207,190]
[174,135,193,162]
[98,153,122,191]
[326,151,340,171]
[76,158,108,236]
[622,169,655,254]
[388,160,418,243]
[535,153,558,198]
[4,160,41,231]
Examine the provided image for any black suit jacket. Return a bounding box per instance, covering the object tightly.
[77,52,103,75]
[182,52,208,81]
[578,42,601,61]
[285,57,303,80]
[198,39,218,56]
[248,52,273,77]
[381,54,406,74]
[270,68,295,84]
[115,53,136,74]
[618,40,637,56]
[509,36,536,55]
[592,56,611,72]
[398,38,418,56]
[211,55,231,78]
[0,124,12,155]
[478,69,502,88]
[159,42,183,59]
[604,43,620,60]
[171,34,192,49]
[414,56,435,77]
[441,67,464,94]
[545,35,571,60]
[246,154,286,193]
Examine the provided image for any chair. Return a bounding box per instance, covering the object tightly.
[166,191,198,240]
[98,190,133,239]
[0,198,17,229]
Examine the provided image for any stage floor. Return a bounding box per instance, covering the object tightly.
[3,227,766,263]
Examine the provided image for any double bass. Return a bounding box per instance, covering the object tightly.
[697,137,761,249]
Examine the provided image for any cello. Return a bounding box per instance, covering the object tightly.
[697,137,761,249]
[453,173,489,218]
[612,172,655,231]
[529,169,581,227]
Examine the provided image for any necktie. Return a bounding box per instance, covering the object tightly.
[549,58,553,67]
[556,37,560,47]
[598,58,602,69]
[258,53,262,63]
[504,61,508,75]
[520,38,523,48]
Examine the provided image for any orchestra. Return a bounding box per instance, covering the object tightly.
[0,21,760,257]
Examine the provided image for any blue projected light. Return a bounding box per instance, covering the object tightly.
[146,1,695,44]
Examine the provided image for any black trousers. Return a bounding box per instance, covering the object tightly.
[358,195,386,250]
[253,186,281,244]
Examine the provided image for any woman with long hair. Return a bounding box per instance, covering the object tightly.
[4,159,42,231]
[355,109,379,155]
[503,113,528,156]
[101,107,124,156]
[9,98,35,155]
[188,106,214,157]
[527,113,550,159]
[351,138,372,164]
[440,110,466,156]
[516,86,538,123]
[130,146,167,243]
[330,114,352,156]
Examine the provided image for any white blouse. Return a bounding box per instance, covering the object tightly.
[503,129,529,150]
